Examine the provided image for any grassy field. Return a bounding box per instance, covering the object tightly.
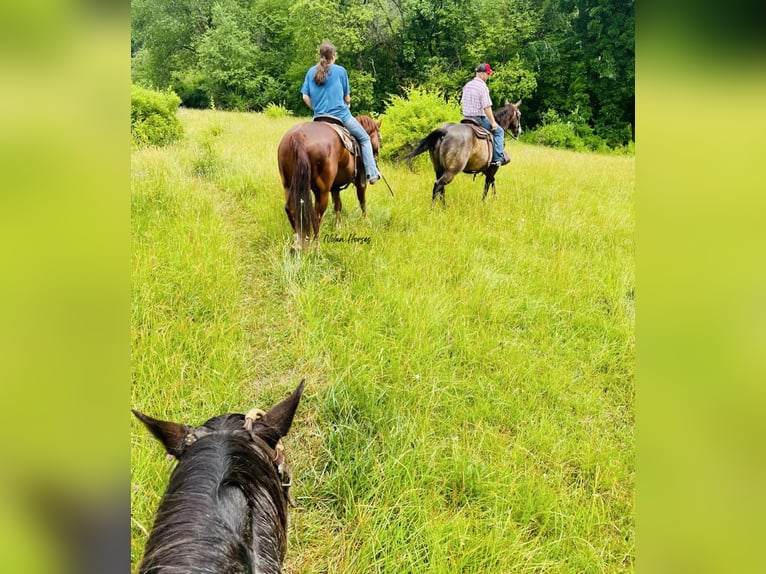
[131,109,634,573]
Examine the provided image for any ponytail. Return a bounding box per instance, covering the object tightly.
[314,42,336,85]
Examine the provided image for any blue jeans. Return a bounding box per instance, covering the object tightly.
[343,117,380,181]
[470,116,505,163]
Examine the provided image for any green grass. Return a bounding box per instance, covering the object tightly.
[131,109,634,573]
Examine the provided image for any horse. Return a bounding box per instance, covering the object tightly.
[404,100,522,206]
[132,381,305,574]
[278,116,382,249]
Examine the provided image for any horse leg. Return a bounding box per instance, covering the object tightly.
[284,190,302,250]
[332,191,342,228]
[482,165,499,202]
[284,201,296,233]
[432,171,455,208]
[355,183,368,223]
[481,178,498,202]
[431,181,441,208]
[313,189,330,246]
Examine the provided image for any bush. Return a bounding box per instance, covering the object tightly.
[131,85,184,147]
[528,122,586,151]
[263,103,293,118]
[380,86,462,162]
[522,108,634,155]
[522,109,590,152]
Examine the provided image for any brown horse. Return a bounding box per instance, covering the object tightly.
[404,100,521,206]
[278,116,382,249]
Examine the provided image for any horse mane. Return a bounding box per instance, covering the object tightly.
[493,103,514,129]
[139,429,287,574]
[356,115,378,134]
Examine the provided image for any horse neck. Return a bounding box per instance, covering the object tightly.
[494,107,511,130]
[356,115,376,136]
[141,435,287,574]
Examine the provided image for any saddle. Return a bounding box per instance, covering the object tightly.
[313,115,363,190]
[314,115,358,155]
[460,118,493,141]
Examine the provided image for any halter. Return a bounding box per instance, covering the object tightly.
[497,106,521,140]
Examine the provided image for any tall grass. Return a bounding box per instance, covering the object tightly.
[131,109,634,572]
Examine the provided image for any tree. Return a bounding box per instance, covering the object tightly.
[130,0,634,145]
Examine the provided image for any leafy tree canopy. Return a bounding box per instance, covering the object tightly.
[132,0,633,145]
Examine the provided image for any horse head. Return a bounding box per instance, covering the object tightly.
[133,380,305,573]
[358,115,383,159]
[498,99,522,138]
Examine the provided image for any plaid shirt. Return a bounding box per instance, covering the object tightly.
[461,77,492,116]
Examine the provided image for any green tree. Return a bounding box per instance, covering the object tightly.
[130,0,633,146]
[131,0,215,88]
[524,0,634,144]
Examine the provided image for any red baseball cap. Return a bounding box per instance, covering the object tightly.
[476,63,494,75]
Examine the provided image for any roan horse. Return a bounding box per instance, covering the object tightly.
[404,100,521,206]
[132,381,305,574]
[278,116,382,249]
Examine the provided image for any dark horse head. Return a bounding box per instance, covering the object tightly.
[278,116,382,250]
[404,99,521,206]
[495,99,522,139]
[132,381,305,574]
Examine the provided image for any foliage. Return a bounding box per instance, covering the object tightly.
[131,84,184,147]
[523,0,634,145]
[527,121,584,151]
[263,102,294,118]
[379,86,462,162]
[522,108,633,154]
[131,0,634,146]
[487,56,538,105]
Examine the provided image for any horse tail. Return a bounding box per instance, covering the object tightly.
[402,127,448,165]
[285,134,314,245]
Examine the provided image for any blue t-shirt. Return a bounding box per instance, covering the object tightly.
[301,63,352,122]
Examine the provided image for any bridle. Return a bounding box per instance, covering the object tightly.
[505,106,521,141]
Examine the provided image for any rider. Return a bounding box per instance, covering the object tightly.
[460,63,510,167]
[301,42,381,185]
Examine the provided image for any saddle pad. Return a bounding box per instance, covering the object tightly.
[460,118,493,141]
[326,123,356,154]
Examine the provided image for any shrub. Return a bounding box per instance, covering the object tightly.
[521,109,585,152]
[532,123,584,151]
[522,108,634,154]
[131,85,184,147]
[380,86,462,162]
[263,103,293,118]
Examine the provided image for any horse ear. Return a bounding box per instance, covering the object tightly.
[251,380,305,449]
[514,99,522,108]
[377,118,383,129]
[132,410,192,458]
[504,99,510,105]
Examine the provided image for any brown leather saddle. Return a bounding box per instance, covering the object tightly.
[460,117,494,140]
